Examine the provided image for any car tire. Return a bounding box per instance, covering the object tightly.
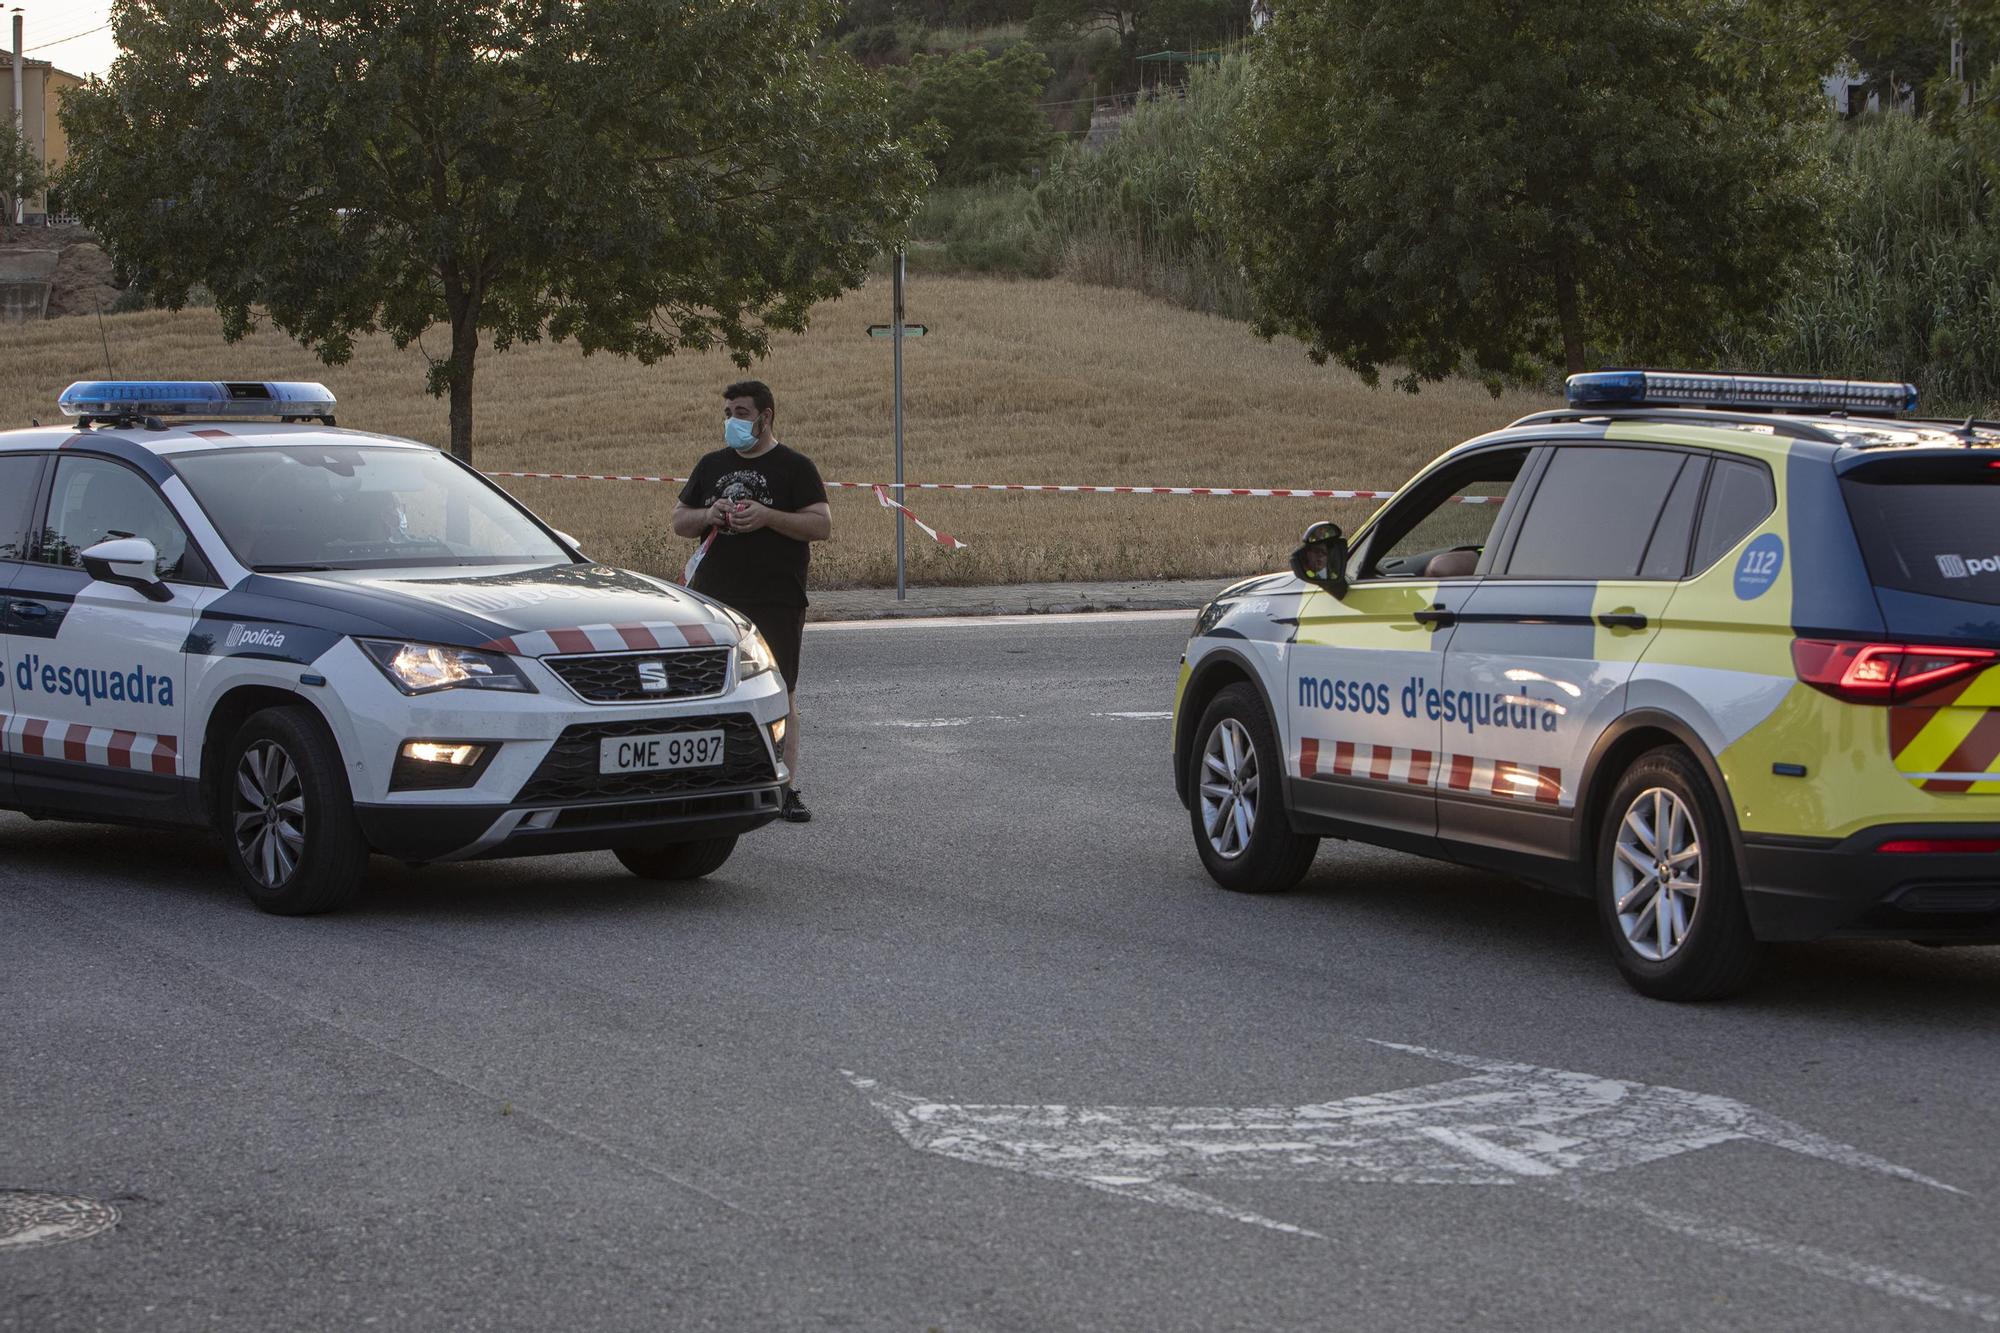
[221,707,369,916]
[615,837,737,881]
[1189,683,1319,893]
[1595,747,1763,1000]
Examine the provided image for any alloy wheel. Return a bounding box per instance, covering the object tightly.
[1611,786,1702,961]
[1198,718,1259,860]
[233,740,306,889]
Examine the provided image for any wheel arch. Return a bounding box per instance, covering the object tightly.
[1174,648,1270,808]
[198,686,334,829]
[1572,709,1747,879]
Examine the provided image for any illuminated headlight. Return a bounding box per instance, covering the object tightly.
[736,628,778,681]
[358,639,536,695]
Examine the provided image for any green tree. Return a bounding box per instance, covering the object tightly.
[1206,0,1831,390]
[1028,0,1237,76]
[1,127,47,236]
[897,44,1055,183]
[59,0,930,462]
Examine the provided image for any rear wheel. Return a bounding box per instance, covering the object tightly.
[1189,683,1319,893]
[1595,747,1762,1000]
[615,837,737,881]
[222,707,369,915]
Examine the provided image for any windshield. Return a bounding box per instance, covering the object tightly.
[174,445,569,571]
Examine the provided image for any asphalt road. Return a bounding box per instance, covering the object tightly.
[4,613,1998,1332]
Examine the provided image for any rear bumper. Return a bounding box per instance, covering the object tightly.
[356,784,783,862]
[1741,823,2000,941]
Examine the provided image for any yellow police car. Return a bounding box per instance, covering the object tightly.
[1172,371,2000,999]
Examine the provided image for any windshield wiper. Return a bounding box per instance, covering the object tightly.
[253,563,339,573]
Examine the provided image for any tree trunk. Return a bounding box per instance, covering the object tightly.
[1553,258,1586,375]
[446,303,479,463]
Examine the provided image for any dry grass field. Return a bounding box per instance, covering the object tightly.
[0,278,1555,588]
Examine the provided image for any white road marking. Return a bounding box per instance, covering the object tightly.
[872,715,1026,728]
[809,609,1197,632]
[0,1193,118,1251]
[848,1041,1993,1321]
[1091,711,1173,720]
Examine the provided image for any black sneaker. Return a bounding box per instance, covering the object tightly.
[781,788,812,823]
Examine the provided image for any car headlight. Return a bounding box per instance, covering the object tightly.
[736,628,778,681]
[357,639,537,695]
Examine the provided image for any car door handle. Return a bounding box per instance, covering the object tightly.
[1413,604,1456,629]
[9,601,49,619]
[1597,610,1648,631]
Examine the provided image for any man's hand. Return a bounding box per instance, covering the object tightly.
[726,499,772,532]
[708,498,734,529]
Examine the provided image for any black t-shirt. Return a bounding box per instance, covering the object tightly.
[678,443,828,609]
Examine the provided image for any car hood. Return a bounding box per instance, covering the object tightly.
[250,562,741,655]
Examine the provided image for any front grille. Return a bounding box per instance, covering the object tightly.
[546,648,731,704]
[517,715,776,803]
[550,789,778,829]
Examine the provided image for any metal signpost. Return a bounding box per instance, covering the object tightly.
[866,249,928,601]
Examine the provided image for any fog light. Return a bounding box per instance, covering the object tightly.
[401,741,486,766]
[768,717,788,747]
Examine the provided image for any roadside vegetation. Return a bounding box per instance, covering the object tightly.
[0,277,1546,590]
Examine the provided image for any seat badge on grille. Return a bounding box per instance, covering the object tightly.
[636,660,671,692]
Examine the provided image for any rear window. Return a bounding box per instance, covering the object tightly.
[1841,464,2000,605]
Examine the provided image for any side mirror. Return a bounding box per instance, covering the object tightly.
[1290,520,1348,597]
[81,537,173,602]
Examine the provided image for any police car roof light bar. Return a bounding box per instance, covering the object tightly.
[1566,370,1918,417]
[58,380,339,429]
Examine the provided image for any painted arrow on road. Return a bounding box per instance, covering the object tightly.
[850,1042,1998,1324]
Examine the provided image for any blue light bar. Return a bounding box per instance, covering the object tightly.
[57,380,338,419]
[1565,371,1917,416]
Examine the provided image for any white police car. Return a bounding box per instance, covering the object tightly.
[1,381,791,913]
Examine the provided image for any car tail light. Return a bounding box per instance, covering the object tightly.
[1791,639,1998,704]
[1877,838,2000,854]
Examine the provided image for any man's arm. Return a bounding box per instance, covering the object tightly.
[728,500,831,542]
[671,501,718,539]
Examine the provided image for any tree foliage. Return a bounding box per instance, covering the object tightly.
[60,0,931,461]
[1,127,48,234]
[896,43,1055,183]
[1206,0,1832,390]
[1028,0,1239,71]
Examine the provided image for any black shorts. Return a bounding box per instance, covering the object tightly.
[733,603,805,694]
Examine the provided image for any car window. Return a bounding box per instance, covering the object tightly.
[0,454,41,562]
[174,445,569,571]
[1690,457,1776,572]
[1503,447,1689,579]
[1636,456,1707,581]
[1362,450,1528,580]
[37,456,193,580]
[1841,463,2000,606]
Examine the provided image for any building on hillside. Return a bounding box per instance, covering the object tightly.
[3,52,87,224]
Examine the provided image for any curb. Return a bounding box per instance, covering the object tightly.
[803,578,1235,624]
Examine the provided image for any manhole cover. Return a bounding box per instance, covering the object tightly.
[0,1192,119,1250]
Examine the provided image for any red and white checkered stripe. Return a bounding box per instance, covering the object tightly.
[478,621,735,658]
[0,714,180,776]
[1298,738,1437,787]
[1440,753,1564,806]
[1298,738,1564,806]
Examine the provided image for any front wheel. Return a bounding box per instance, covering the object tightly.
[1188,683,1319,893]
[615,837,737,881]
[1595,747,1763,1000]
[222,707,369,915]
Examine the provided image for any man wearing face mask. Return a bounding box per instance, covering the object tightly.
[671,380,832,823]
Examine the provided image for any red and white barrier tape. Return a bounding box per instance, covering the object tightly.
[483,470,1495,502]
[873,484,969,550]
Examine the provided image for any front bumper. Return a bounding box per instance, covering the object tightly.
[1741,823,2000,941]
[357,782,783,862]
